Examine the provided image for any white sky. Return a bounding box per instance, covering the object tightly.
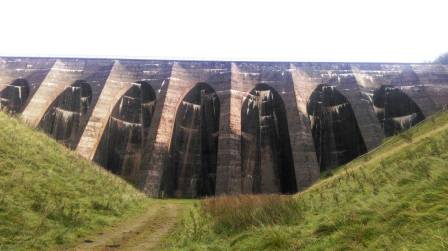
[0,0,446,62]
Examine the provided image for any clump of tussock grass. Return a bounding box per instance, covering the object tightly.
[201,194,302,233]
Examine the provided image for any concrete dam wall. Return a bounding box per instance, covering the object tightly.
[1,57,448,198]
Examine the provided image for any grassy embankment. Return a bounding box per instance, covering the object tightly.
[0,112,152,250]
[168,111,448,250]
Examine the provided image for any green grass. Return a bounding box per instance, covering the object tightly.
[0,112,151,250]
[167,110,448,250]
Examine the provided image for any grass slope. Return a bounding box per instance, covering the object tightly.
[0,112,150,250]
[168,111,448,250]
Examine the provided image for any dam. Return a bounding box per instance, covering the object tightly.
[1,57,447,197]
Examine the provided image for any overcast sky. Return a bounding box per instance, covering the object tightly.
[0,0,446,62]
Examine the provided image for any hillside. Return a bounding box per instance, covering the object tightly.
[0,112,151,250]
[168,110,448,250]
[2,107,448,250]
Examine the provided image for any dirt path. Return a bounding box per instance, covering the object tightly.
[74,201,189,251]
